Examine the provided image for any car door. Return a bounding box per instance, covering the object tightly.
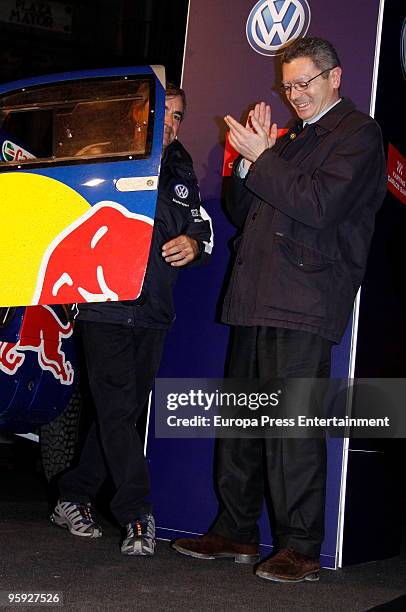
[0,65,165,308]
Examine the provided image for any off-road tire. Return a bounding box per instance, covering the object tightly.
[40,385,83,482]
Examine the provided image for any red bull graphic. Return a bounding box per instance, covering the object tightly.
[0,172,92,307]
[0,66,165,309]
[0,305,74,385]
[33,201,154,304]
[0,173,154,308]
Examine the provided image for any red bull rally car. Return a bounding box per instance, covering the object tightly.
[0,65,166,478]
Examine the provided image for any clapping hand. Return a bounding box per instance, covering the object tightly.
[225,102,278,164]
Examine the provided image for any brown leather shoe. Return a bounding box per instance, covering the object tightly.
[172,532,260,564]
[255,548,320,582]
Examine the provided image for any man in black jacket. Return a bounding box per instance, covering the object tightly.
[172,38,386,581]
[50,83,213,556]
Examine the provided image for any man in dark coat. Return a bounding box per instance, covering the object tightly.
[50,84,213,557]
[172,38,386,582]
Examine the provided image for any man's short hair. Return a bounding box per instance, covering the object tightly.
[166,82,186,117]
[281,37,341,77]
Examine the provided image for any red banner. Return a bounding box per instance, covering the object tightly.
[387,143,406,206]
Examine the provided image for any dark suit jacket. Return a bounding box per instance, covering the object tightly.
[222,98,387,343]
[78,140,213,329]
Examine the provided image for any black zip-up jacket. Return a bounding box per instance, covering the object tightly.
[222,98,386,343]
[78,139,213,328]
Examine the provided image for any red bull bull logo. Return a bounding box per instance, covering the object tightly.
[33,200,154,304]
[0,173,155,308]
[0,305,74,385]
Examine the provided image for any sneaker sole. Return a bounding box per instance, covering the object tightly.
[172,542,259,564]
[256,569,320,583]
[121,548,155,556]
[121,542,155,556]
[50,514,102,538]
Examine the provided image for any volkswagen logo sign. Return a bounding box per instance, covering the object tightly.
[246,0,311,57]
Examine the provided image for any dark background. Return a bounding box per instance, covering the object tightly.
[347,0,406,564]
[355,0,406,378]
[0,0,189,84]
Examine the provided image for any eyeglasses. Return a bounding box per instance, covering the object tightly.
[280,66,337,95]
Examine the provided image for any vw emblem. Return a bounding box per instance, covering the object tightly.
[246,0,311,57]
[174,184,189,199]
[401,18,406,80]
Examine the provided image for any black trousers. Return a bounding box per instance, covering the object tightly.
[59,321,166,526]
[212,326,332,558]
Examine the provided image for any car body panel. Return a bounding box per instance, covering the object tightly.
[0,304,76,431]
[0,65,165,432]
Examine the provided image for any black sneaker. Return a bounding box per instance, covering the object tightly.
[50,500,102,538]
[121,514,155,556]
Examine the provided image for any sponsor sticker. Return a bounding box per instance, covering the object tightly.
[1,140,35,162]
